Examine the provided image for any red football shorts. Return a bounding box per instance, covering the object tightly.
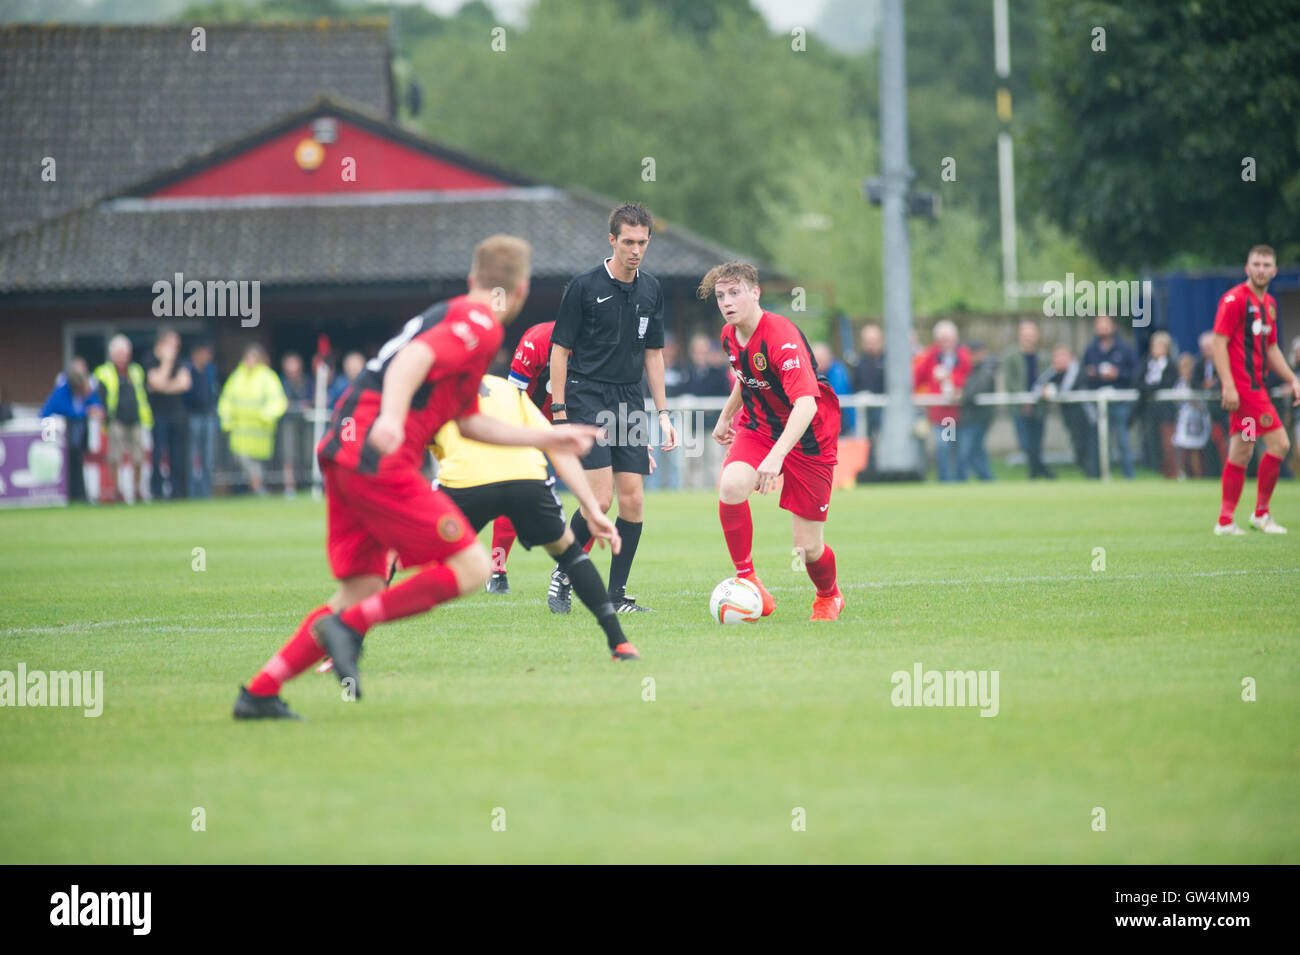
[724,426,834,522]
[1229,382,1283,437]
[322,462,475,579]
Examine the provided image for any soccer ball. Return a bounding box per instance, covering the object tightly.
[709,577,763,624]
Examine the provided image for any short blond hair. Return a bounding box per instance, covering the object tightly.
[697,262,758,299]
[471,235,532,291]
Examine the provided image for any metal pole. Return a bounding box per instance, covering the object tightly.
[1097,394,1110,482]
[877,0,919,475]
[994,0,1017,306]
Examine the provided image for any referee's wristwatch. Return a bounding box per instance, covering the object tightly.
[550,402,567,415]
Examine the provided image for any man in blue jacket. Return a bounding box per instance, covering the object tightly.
[41,363,103,502]
[1082,314,1138,479]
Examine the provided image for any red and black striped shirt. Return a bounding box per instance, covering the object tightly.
[721,311,840,463]
[318,296,503,475]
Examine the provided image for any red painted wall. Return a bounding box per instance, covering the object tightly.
[151,120,510,197]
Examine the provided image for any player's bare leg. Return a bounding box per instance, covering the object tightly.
[234,574,386,719]
[718,461,775,615]
[550,465,613,613]
[1251,428,1291,533]
[606,470,650,611]
[794,515,842,621]
[315,544,490,700]
[543,528,638,660]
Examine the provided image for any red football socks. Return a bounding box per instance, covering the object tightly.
[1219,461,1246,525]
[719,500,754,576]
[247,604,330,697]
[341,562,460,634]
[490,516,516,571]
[806,545,838,597]
[1256,452,1283,517]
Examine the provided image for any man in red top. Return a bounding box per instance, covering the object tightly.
[700,262,844,621]
[233,236,606,719]
[912,320,971,483]
[1211,244,1300,535]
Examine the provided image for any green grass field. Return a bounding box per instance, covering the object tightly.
[1,479,1297,863]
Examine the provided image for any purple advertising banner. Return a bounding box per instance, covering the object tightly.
[0,422,68,508]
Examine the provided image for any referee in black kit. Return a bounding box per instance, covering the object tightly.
[546,202,678,613]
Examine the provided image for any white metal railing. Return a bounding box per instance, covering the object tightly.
[650,386,1294,483]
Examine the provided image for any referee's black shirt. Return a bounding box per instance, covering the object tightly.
[551,258,665,384]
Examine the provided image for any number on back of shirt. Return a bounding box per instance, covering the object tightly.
[367,315,425,373]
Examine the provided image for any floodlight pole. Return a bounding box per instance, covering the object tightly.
[994,0,1018,306]
[876,0,920,476]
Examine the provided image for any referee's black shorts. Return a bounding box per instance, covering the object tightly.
[441,477,567,550]
[564,378,651,474]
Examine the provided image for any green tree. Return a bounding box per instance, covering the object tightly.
[1025,0,1300,269]
[407,0,862,254]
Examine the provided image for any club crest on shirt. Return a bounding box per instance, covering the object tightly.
[752,352,767,372]
[438,515,463,542]
[1267,303,1276,321]
[1261,413,1274,428]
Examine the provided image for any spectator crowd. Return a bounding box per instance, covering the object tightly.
[30,316,1300,500]
[37,332,370,503]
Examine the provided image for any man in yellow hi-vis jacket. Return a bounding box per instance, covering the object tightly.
[93,334,153,504]
[218,343,287,496]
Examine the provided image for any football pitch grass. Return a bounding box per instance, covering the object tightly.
[1,478,1296,864]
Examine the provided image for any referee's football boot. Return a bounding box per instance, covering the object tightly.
[312,614,365,700]
[486,571,511,594]
[232,686,303,721]
[547,565,572,613]
[609,587,653,613]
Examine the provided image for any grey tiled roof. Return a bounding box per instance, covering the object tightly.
[0,188,750,293]
[0,22,392,240]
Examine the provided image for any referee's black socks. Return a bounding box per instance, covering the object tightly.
[608,518,642,595]
[556,540,624,650]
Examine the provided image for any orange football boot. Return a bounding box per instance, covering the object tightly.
[810,588,844,621]
[741,573,777,616]
[611,642,640,661]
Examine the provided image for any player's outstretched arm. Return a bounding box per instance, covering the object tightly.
[546,449,622,554]
[456,412,598,457]
[370,340,435,455]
